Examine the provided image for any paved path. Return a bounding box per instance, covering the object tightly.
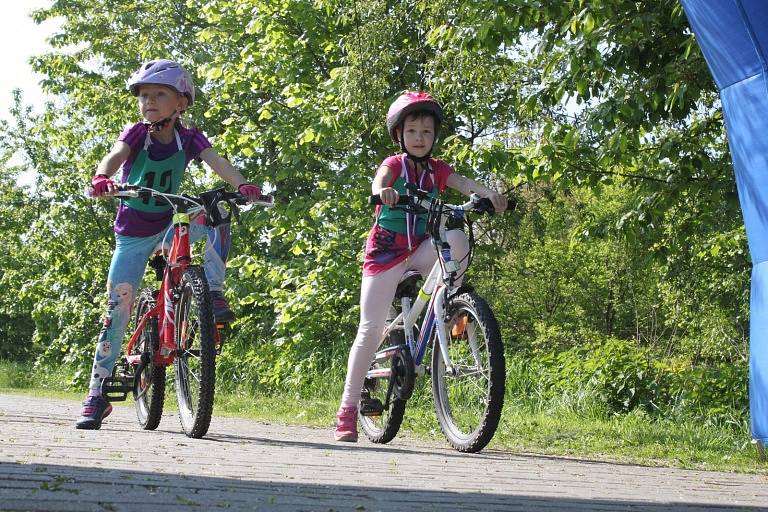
[0,394,766,511]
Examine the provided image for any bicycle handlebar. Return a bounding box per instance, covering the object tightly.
[88,184,275,208]
[367,195,411,206]
[368,186,496,217]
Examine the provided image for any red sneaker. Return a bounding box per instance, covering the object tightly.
[210,290,235,323]
[334,406,358,442]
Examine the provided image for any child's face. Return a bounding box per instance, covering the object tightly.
[399,114,436,159]
[137,84,187,123]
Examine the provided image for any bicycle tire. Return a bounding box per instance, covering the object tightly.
[358,370,407,444]
[173,266,216,438]
[132,288,165,430]
[431,292,505,452]
[358,308,413,444]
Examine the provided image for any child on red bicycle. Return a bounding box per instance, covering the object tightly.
[334,91,508,442]
[77,59,263,429]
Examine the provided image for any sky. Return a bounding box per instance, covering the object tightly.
[0,1,59,121]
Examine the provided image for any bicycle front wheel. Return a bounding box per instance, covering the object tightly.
[174,266,216,438]
[132,288,165,430]
[431,292,505,452]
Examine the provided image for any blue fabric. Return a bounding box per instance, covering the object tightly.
[751,262,768,440]
[681,0,768,442]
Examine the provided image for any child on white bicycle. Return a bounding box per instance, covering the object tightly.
[77,59,263,429]
[335,91,508,442]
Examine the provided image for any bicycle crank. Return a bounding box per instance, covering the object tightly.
[391,346,415,400]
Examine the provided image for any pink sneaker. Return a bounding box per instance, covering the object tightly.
[334,406,358,442]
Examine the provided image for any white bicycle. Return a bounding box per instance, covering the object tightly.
[360,185,506,453]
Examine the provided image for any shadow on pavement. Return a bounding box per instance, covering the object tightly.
[0,462,764,512]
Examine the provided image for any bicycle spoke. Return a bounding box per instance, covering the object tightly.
[432,294,504,452]
[173,268,216,438]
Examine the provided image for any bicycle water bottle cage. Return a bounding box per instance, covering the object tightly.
[395,270,421,299]
[198,187,238,227]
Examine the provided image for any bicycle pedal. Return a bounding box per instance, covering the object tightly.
[359,398,384,417]
[101,376,134,402]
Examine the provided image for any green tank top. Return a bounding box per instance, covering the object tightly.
[124,130,186,213]
[376,169,438,235]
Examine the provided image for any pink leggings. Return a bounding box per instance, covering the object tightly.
[340,230,469,408]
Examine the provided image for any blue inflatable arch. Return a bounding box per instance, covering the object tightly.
[680,0,768,446]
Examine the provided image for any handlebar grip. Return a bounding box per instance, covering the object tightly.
[232,192,274,205]
[475,197,495,216]
[368,195,410,206]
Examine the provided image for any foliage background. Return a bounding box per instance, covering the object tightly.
[0,0,750,432]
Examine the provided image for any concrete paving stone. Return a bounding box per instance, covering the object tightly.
[1,393,767,512]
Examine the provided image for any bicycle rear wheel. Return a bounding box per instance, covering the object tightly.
[132,288,165,430]
[174,266,216,438]
[358,360,407,444]
[431,292,505,452]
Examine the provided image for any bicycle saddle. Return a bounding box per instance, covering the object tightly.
[395,270,421,299]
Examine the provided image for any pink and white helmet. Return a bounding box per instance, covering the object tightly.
[386,91,444,143]
[127,59,195,105]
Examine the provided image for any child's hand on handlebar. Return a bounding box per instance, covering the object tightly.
[237,183,262,203]
[91,174,117,197]
[484,191,508,213]
[379,187,400,207]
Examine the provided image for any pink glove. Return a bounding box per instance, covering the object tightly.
[91,174,116,197]
[238,183,262,202]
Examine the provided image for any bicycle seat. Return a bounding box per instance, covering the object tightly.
[395,270,421,299]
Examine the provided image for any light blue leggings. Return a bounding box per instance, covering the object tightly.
[88,220,230,392]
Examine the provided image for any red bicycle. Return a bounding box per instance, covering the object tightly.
[98,184,273,438]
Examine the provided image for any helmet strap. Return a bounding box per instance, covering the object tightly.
[143,109,183,133]
[398,138,433,167]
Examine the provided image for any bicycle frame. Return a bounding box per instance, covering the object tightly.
[123,208,199,367]
[370,194,485,378]
[113,185,272,368]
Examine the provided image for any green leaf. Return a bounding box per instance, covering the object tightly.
[286,96,304,108]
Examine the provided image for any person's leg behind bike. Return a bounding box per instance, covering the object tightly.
[191,213,233,323]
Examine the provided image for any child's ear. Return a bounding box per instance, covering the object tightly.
[178,95,189,112]
[395,127,402,142]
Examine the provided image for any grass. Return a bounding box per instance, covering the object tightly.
[1,359,764,473]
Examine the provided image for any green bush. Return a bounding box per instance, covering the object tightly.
[665,359,748,423]
[522,326,748,424]
[537,332,662,414]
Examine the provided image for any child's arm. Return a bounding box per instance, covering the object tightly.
[90,142,131,196]
[446,173,508,212]
[200,147,264,201]
[200,147,248,188]
[95,142,131,177]
[372,165,400,206]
